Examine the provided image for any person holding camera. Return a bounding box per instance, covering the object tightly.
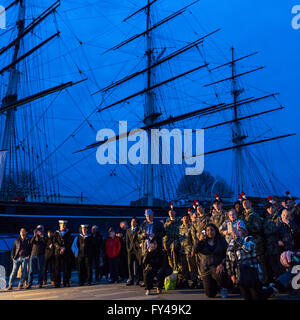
[26,225,47,289]
[193,223,229,298]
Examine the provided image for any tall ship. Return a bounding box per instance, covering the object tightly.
[0,0,297,232]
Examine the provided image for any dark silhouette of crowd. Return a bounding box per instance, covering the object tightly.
[6,192,300,299]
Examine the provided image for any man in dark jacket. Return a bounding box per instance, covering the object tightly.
[126,217,142,286]
[26,225,47,289]
[53,220,74,288]
[91,225,103,282]
[7,228,31,290]
[143,238,172,295]
[77,224,95,286]
[43,230,55,285]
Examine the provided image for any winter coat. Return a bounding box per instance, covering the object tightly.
[11,237,31,260]
[105,237,121,259]
[193,236,228,275]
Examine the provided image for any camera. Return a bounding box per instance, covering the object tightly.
[291,254,300,266]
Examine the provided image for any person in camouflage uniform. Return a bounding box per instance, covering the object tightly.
[234,196,243,219]
[190,203,210,288]
[263,203,282,282]
[163,209,181,270]
[177,213,197,289]
[209,199,226,229]
[191,203,210,244]
[241,198,268,284]
[219,208,239,244]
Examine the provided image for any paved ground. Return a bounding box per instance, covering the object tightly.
[0,272,299,300]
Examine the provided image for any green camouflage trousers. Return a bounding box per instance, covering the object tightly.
[178,252,197,282]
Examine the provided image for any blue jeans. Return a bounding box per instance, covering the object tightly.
[28,255,45,286]
[276,269,294,289]
[8,257,29,287]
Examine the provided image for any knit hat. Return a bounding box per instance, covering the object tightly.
[145,208,154,216]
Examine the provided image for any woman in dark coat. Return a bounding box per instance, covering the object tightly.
[193,223,229,298]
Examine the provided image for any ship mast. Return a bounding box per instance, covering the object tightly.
[144,0,155,206]
[0,0,25,198]
[0,0,85,201]
[74,1,295,204]
[231,47,246,198]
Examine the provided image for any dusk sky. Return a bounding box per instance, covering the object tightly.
[1,0,300,204]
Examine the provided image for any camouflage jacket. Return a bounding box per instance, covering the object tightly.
[209,210,226,229]
[179,223,194,255]
[191,215,210,244]
[219,219,240,244]
[163,218,181,248]
[242,209,264,256]
[263,212,281,255]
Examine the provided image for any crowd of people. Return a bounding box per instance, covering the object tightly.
[6,192,300,300]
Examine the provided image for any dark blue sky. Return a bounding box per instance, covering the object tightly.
[1,0,300,204]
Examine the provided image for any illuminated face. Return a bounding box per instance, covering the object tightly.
[286,200,294,209]
[168,210,176,220]
[228,210,237,222]
[267,205,275,215]
[281,210,291,222]
[149,242,157,251]
[120,222,128,230]
[197,205,205,215]
[131,219,137,228]
[242,200,251,210]
[234,203,241,212]
[82,227,88,235]
[182,215,190,225]
[190,212,196,221]
[213,202,222,211]
[206,226,216,239]
[146,214,153,223]
[20,228,27,238]
[59,223,67,231]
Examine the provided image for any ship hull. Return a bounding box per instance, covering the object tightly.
[0,201,185,234]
